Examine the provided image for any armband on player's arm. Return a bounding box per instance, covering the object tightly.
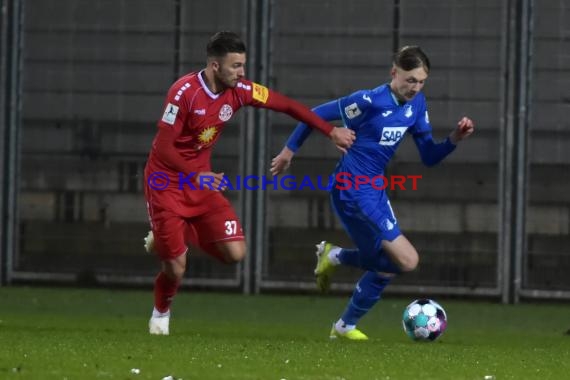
[286,100,342,152]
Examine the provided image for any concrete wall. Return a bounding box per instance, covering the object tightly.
[17,0,570,290]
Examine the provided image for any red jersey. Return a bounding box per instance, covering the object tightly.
[145,70,334,215]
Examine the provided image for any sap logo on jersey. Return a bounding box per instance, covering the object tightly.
[379,126,407,146]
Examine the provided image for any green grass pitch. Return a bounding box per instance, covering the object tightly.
[0,286,569,379]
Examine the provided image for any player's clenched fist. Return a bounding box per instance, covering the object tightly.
[450,116,474,144]
[196,171,227,191]
[330,127,355,153]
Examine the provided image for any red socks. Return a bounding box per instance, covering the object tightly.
[154,271,180,313]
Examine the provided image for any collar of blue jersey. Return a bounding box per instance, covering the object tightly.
[389,86,405,106]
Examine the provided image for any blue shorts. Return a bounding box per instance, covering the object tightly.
[330,184,401,255]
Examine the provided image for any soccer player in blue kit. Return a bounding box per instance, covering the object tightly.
[270,46,475,340]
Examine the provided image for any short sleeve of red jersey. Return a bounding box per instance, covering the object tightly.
[157,81,192,135]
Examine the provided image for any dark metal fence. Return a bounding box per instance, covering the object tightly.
[1,0,568,301]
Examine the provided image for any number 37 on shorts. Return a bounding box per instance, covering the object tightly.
[224,220,239,236]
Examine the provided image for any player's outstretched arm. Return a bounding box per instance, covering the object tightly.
[270,100,345,176]
[262,90,354,149]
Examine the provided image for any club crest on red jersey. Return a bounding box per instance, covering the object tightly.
[219,104,233,122]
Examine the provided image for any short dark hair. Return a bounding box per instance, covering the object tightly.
[207,31,246,58]
[393,46,430,72]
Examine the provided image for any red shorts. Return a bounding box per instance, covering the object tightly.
[145,189,244,261]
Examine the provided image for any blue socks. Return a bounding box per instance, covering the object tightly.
[340,271,391,326]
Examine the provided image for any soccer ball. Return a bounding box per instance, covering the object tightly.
[402,298,447,341]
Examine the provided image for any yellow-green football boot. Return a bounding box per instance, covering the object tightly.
[329,324,369,341]
[314,241,338,293]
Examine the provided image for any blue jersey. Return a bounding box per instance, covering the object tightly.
[286,83,454,177]
[283,83,456,244]
[337,84,431,177]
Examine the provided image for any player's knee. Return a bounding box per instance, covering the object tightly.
[224,244,247,263]
[172,266,186,281]
[163,268,185,281]
[162,261,186,281]
[398,253,419,272]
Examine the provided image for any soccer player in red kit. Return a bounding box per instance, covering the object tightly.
[144,31,355,335]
